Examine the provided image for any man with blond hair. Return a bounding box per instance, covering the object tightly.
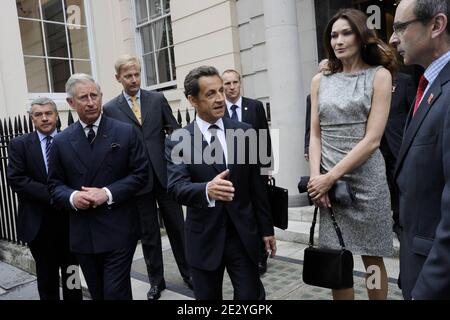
[103,55,192,300]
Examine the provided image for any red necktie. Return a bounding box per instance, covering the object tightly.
[412,75,429,116]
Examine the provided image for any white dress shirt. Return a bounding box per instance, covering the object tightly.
[225,96,243,122]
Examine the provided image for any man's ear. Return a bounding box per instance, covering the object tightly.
[115,73,120,82]
[66,97,74,109]
[431,13,448,39]
[187,95,197,108]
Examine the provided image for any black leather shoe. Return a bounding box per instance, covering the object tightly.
[147,282,166,300]
[183,277,194,290]
[258,261,267,275]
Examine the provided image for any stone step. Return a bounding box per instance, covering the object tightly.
[279,207,400,257]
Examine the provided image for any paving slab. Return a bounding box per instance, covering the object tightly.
[0,261,36,290]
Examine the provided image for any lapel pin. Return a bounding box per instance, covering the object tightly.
[244,107,248,111]
[428,94,434,104]
[392,85,396,93]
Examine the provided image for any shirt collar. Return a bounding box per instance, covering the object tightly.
[37,129,57,142]
[195,116,225,136]
[424,50,450,85]
[80,114,102,129]
[225,96,242,110]
[123,90,141,102]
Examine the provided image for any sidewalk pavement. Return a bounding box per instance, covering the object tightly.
[0,233,403,300]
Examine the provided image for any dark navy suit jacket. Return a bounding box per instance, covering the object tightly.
[103,89,179,192]
[395,61,450,299]
[7,131,59,243]
[165,118,274,271]
[48,115,148,254]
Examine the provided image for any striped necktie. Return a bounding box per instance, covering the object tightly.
[130,96,142,124]
[45,135,52,172]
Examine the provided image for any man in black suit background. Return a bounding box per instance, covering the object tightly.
[103,55,191,300]
[166,66,276,300]
[48,74,148,300]
[380,72,415,237]
[221,69,272,275]
[7,98,82,300]
[389,0,450,299]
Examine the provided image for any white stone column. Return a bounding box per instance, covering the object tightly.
[264,0,306,204]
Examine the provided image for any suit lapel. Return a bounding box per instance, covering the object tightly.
[241,97,250,123]
[395,63,450,178]
[29,132,47,179]
[69,122,92,171]
[118,94,141,127]
[86,116,114,185]
[139,90,152,125]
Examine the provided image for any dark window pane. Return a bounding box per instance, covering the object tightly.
[41,0,64,23]
[143,53,156,86]
[156,49,170,83]
[167,17,173,46]
[24,57,50,92]
[135,0,148,25]
[16,0,41,19]
[149,0,162,20]
[141,24,154,54]
[72,60,91,74]
[153,19,167,50]
[19,19,45,56]
[44,22,69,58]
[170,46,176,80]
[67,26,90,59]
[65,0,86,26]
[48,58,71,92]
[163,0,170,14]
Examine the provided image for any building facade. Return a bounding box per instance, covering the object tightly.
[1,0,403,202]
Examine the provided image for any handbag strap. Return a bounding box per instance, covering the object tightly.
[309,206,347,249]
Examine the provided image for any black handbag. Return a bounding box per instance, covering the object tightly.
[266,177,288,230]
[302,206,354,289]
[297,176,356,206]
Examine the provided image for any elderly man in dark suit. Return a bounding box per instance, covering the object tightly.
[389,0,450,299]
[103,55,191,300]
[48,74,148,300]
[380,72,415,236]
[166,66,276,300]
[221,69,272,275]
[7,98,82,301]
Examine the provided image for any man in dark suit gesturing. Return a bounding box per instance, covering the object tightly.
[7,98,82,300]
[103,55,191,300]
[389,0,450,299]
[221,69,272,275]
[166,66,276,300]
[48,74,148,300]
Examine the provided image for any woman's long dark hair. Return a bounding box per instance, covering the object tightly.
[323,8,398,75]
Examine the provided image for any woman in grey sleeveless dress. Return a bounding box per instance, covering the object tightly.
[307,9,398,300]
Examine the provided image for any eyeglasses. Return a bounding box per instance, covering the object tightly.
[392,18,424,35]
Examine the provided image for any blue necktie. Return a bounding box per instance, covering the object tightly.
[230,105,238,121]
[45,135,52,172]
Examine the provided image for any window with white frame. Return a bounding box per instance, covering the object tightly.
[16,0,92,93]
[135,0,176,89]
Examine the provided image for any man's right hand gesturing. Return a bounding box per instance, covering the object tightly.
[207,169,234,202]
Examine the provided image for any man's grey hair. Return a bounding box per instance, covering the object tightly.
[184,66,221,98]
[398,0,450,34]
[28,97,58,114]
[65,73,102,98]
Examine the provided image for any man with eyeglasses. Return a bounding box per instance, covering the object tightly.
[389,0,450,300]
[7,98,82,300]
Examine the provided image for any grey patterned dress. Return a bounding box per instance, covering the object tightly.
[317,66,393,257]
